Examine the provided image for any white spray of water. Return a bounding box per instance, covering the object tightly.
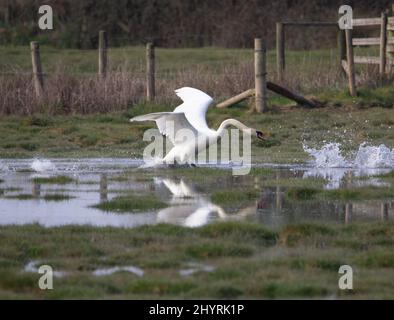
[304,142,394,168]
[354,143,394,168]
[31,159,56,172]
[303,143,350,168]
[303,142,394,189]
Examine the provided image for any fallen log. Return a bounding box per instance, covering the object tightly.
[266,82,317,108]
[216,89,255,108]
[216,82,317,109]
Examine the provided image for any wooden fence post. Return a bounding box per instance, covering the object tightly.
[30,41,44,98]
[380,12,388,76]
[98,30,107,77]
[345,29,356,96]
[388,5,394,72]
[338,28,347,74]
[276,22,285,82]
[146,42,155,101]
[254,38,267,113]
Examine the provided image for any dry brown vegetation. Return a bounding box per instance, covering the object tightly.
[0,48,389,115]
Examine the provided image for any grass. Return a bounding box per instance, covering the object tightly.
[0,45,393,115]
[286,187,320,200]
[0,103,393,164]
[92,195,168,212]
[1,221,394,299]
[31,176,75,185]
[211,189,259,206]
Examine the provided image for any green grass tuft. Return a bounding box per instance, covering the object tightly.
[42,194,75,201]
[32,176,75,185]
[286,187,320,200]
[211,189,259,205]
[5,194,36,200]
[92,195,167,212]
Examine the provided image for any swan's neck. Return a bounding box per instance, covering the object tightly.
[216,119,251,136]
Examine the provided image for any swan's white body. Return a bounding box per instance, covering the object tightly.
[130,87,260,165]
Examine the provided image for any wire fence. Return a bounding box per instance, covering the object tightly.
[0,32,386,115]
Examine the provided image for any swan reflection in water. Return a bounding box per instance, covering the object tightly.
[154,178,257,227]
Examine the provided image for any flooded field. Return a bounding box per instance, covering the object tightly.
[1,154,394,299]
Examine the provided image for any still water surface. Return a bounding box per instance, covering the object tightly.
[0,159,393,228]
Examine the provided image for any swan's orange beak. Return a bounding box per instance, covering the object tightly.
[256,130,266,141]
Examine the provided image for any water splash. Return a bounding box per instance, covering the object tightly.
[92,265,144,277]
[354,143,394,168]
[303,143,350,168]
[24,260,68,278]
[304,142,394,168]
[31,159,56,172]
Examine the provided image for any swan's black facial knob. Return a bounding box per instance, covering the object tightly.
[256,130,265,141]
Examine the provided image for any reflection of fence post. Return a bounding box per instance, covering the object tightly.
[30,41,44,98]
[98,30,108,78]
[345,29,356,96]
[379,12,388,77]
[100,174,108,202]
[381,203,389,221]
[276,171,282,211]
[345,203,353,224]
[32,183,41,198]
[276,23,285,82]
[254,38,267,113]
[146,42,155,101]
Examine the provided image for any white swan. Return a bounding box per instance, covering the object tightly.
[130,87,265,165]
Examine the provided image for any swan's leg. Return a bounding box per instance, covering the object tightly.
[162,147,180,165]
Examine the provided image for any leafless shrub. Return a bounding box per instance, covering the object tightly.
[0,55,386,116]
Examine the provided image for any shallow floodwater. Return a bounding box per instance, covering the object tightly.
[0,158,393,228]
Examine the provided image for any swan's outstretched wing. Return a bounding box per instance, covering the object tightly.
[130,112,198,145]
[173,87,214,134]
[155,178,195,198]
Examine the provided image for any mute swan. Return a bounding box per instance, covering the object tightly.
[130,87,265,165]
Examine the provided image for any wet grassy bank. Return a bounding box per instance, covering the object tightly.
[1,221,394,299]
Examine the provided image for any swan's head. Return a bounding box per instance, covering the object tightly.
[250,128,266,141]
[256,130,266,140]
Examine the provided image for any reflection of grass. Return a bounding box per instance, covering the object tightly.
[42,194,75,201]
[4,193,75,201]
[32,176,74,185]
[5,194,36,200]
[211,189,259,206]
[92,195,167,212]
[286,186,394,201]
[286,187,319,200]
[372,171,394,179]
[2,221,394,298]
